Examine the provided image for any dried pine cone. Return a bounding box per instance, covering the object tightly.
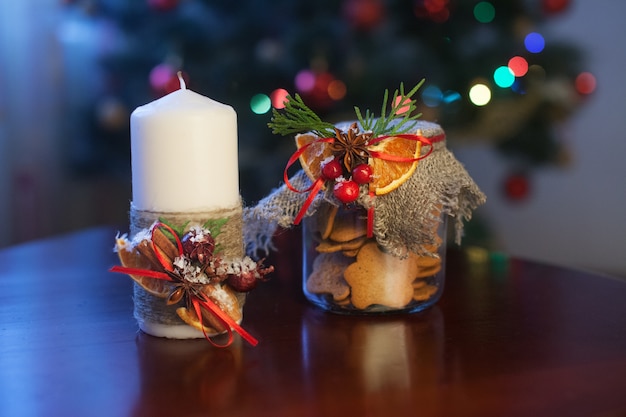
[181,227,216,265]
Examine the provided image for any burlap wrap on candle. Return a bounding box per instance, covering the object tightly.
[130,201,244,336]
[244,120,486,258]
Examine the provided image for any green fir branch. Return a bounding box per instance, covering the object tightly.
[268,93,336,138]
[158,217,189,239]
[269,81,425,139]
[213,243,224,255]
[355,80,425,137]
[203,218,228,238]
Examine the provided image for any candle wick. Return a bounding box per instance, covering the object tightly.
[177,71,186,90]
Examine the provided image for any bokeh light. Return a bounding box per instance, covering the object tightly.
[524,32,545,53]
[421,85,443,107]
[270,88,289,109]
[474,2,495,23]
[442,90,461,103]
[511,79,526,94]
[527,64,547,80]
[469,83,491,106]
[507,56,529,77]
[294,70,316,93]
[328,80,347,100]
[423,0,448,13]
[575,72,596,95]
[542,0,571,15]
[250,93,271,114]
[343,0,385,30]
[493,66,515,88]
[149,63,174,91]
[393,95,412,113]
[414,0,450,23]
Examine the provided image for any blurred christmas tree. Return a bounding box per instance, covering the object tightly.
[60,0,591,203]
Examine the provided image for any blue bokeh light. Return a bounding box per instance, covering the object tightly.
[524,32,545,53]
[422,85,443,107]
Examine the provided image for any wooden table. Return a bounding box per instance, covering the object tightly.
[1,227,625,417]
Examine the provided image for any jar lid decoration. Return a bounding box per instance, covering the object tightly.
[244,83,486,258]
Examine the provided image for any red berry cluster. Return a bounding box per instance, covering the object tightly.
[321,159,373,204]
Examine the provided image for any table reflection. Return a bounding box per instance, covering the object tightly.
[132,333,243,416]
[300,306,445,414]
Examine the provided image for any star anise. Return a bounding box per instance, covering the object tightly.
[329,122,373,173]
[165,276,201,306]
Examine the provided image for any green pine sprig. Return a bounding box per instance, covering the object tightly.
[158,217,189,240]
[268,81,424,138]
[203,218,227,238]
[354,80,424,137]
[268,93,336,138]
[202,218,228,254]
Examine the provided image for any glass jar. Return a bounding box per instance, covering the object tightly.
[302,203,446,314]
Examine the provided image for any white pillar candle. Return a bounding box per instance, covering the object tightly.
[130,75,239,212]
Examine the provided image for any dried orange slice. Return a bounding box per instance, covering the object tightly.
[176,284,242,334]
[368,136,421,195]
[115,237,172,298]
[295,133,333,182]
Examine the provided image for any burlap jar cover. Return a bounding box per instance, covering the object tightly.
[244,119,486,313]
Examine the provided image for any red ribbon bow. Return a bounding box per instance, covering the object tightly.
[284,132,444,236]
[110,222,258,348]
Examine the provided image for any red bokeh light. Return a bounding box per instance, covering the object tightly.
[575,72,596,95]
[508,56,529,77]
